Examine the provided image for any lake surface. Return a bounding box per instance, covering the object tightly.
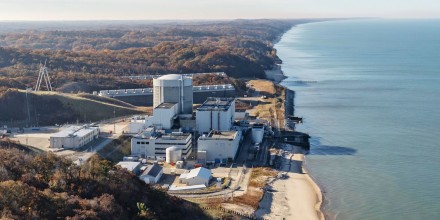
[276,19,440,220]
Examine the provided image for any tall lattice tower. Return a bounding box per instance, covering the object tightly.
[35,61,53,91]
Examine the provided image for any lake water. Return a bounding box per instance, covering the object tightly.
[276,19,440,220]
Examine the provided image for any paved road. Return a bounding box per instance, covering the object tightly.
[235,130,253,166]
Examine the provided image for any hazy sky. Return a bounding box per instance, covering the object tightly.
[0,0,439,20]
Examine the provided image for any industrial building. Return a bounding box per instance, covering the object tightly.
[116,161,142,175]
[149,102,179,129]
[128,116,149,134]
[131,129,192,160]
[50,125,99,149]
[139,163,163,184]
[196,97,235,134]
[197,130,242,163]
[153,74,193,114]
[179,167,212,186]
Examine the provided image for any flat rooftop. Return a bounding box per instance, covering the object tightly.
[155,102,178,109]
[200,130,238,140]
[51,126,99,138]
[197,97,235,111]
[134,131,191,140]
[159,132,191,140]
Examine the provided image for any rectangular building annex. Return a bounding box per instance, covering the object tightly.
[179,167,212,186]
[196,97,235,134]
[150,102,179,129]
[197,130,241,162]
[50,125,100,149]
[139,163,163,184]
[131,130,192,159]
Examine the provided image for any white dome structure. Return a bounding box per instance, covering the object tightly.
[153,74,193,114]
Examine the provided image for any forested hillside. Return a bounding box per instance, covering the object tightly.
[0,19,310,91]
[0,141,209,219]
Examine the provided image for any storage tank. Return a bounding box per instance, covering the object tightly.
[251,123,265,144]
[166,146,182,164]
[153,74,193,114]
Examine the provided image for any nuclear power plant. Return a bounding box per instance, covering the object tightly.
[153,74,193,114]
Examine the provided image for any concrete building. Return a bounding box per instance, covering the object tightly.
[50,125,99,149]
[153,74,193,114]
[197,130,241,163]
[131,130,192,160]
[196,97,235,134]
[179,167,211,186]
[150,102,178,129]
[139,163,163,184]
[116,161,142,175]
[128,116,149,134]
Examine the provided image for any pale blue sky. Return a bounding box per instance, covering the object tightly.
[0,0,439,20]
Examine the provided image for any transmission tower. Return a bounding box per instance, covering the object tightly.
[35,61,53,91]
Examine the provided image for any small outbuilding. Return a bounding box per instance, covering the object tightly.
[116,161,142,175]
[139,163,163,184]
[179,167,211,186]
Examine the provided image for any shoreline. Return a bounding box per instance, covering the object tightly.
[255,145,324,220]
[263,24,326,219]
[303,157,325,220]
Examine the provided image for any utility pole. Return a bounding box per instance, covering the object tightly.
[25,88,31,127]
[113,108,116,134]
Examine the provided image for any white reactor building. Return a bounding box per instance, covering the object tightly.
[153,74,193,114]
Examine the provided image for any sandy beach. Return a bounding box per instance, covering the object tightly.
[256,144,324,220]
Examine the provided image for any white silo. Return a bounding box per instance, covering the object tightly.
[166,146,182,164]
[153,74,193,114]
[252,123,265,144]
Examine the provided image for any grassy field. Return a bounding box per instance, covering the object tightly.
[0,89,149,127]
[248,80,277,96]
[248,79,286,129]
[232,167,277,208]
[33,91,147,121]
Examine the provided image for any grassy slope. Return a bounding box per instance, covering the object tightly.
[0,89,148,126]
[32,91,145,121]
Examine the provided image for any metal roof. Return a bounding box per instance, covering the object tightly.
[142,163,163,177]
[185,167,211,180]
[51,126,98,138]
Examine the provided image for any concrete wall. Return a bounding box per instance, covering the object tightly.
[152,75,193,114]
[50,127,99,149]
[131,134,192,158]
[197,131,241,161]
[152,104,178,129]
[196,101,235,134]
[140,170,163,184]
[185,177,209,186]
[98,85,235,107]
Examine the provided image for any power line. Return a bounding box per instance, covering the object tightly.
[35,60,53,91]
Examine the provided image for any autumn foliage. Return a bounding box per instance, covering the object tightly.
[0,142,209,219]
[0,20,302,91]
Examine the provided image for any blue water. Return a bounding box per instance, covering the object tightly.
[276,19,440,220]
